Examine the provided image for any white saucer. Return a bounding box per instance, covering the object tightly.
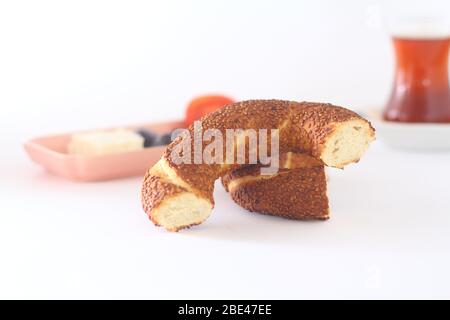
[367,109,450,151]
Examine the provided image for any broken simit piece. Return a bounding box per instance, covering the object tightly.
[141,100,375,231]
[221,152,330,220]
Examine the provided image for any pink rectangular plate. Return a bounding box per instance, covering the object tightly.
[24,120,184,182]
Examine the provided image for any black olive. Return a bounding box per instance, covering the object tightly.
[154,131,174,146]
[136,129,158,148]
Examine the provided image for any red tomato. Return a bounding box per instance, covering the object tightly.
[185,95,235,126]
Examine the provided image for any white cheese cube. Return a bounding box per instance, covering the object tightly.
[68,129,144,156]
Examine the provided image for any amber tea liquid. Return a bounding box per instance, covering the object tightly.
[384,36,450,123]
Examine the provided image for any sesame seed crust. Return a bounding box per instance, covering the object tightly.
[141,171,186,226]
[221,152,323,191]
[221,152,329,220]
[141,100,374,231]
[225,165,329,220]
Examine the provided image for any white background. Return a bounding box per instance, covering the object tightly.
[0,0,450,299]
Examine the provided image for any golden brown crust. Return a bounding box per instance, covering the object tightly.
[163,100,293,194]
[222,152,329,220]
[142,100,374,231]
[227,167,329,220]
[141,172,186,226]
[221,153,322,190]
[164,100,366,190]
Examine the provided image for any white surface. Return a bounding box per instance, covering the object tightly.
[2,142,450,299]
[1,0,450,299]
